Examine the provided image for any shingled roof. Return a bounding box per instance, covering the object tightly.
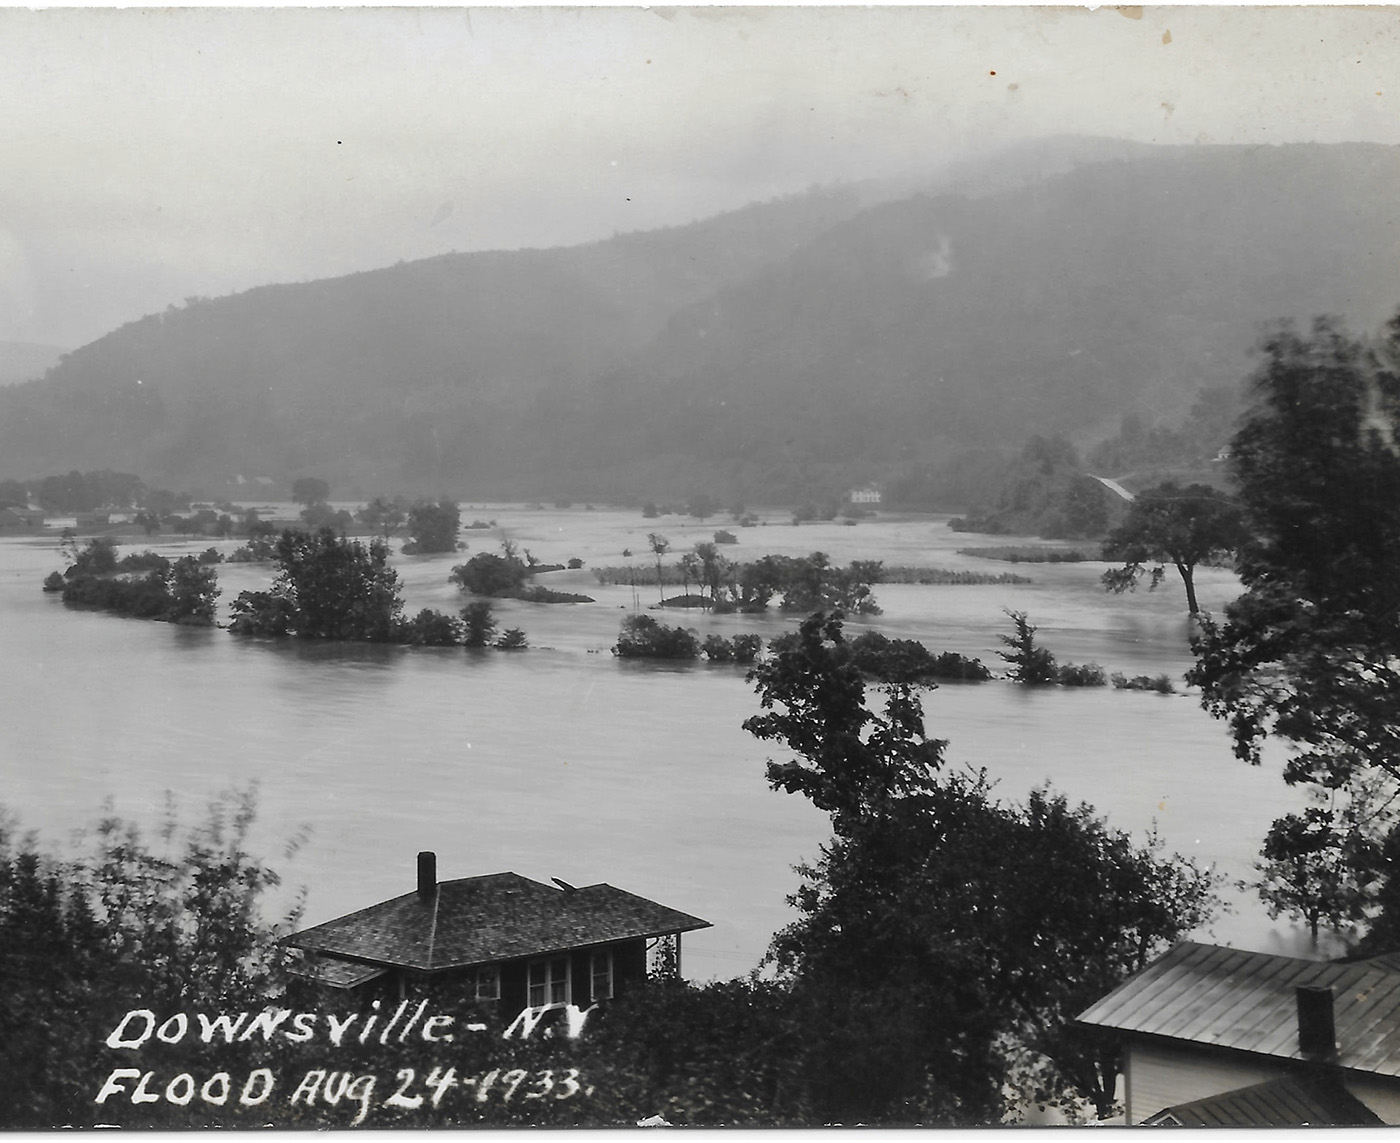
[1077,941,1400,1077]
[286,869,711,973]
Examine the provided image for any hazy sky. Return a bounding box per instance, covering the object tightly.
[2,5,1398,348]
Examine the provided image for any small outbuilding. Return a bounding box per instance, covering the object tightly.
[285,852,711,1016]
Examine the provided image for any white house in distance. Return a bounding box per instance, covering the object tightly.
[1077,941,1400,1125]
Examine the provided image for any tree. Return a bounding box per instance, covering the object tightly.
[744,612,944,836]
[166,554,220,624]
[358,495,407,539]
[647,533,670,604]
[997,609,1058,684]
[450,547,529,597]
[745,612,1217,1122]
[404,498,461,553]
[229,528,402,641]
[461,600,497,647]
[291,476,330,506]
[1101,481,1245,616]
[1187,312,1400,937]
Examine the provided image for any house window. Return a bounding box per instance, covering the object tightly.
[527,956,570,1009]
[475,965,500,1001]
[590,949,614,1001]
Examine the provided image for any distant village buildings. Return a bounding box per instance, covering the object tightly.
[847,485,882,505]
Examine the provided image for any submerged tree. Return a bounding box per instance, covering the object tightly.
[229,527,402,641]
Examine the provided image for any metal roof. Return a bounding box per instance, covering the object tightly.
[285,871,711,973]
[1143,1073,1385,1126]
[1077,941,1400,1077]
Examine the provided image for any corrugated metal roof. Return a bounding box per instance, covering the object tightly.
[285,871,711,972]
[1143,1073,1385,1126]
[1077,941,1400,1077]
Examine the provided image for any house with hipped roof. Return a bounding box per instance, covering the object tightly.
[1077,940,1400,1125]
[285,852,710,1018]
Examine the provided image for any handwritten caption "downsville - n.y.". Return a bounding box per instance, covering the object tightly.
[95,1001,595,1123]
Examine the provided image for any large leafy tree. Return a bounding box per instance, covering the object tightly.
[1187,312,1400,937]
[404,498,461,553]
[230,528,403,641]
[1100,481,1246,616]
[746,612,1216,1122]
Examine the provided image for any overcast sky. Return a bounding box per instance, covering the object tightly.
[2,5,1398,349]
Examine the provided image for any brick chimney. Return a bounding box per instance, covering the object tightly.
[1297,984,1338,1062]
[417,851,437,902]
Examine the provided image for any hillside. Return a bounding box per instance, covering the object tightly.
[2,140,1397,505]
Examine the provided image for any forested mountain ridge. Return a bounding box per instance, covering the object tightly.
[3,141,1397,505]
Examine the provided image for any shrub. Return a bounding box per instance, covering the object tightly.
[567,557,584,569]
[41,571,64,592]
[713,529,738,545]
[930,651,994,681]
[1111,672,1177,694]
[461,601,497,648]
[1055,662,1108,687]
[228,590,296,636]
[450,550,529,596]
[495,627,528,650]
[514,585,595,604]
[397,608,465,646]
[614,614,700,659]
[196,547,224,565]
[702,633,764,663]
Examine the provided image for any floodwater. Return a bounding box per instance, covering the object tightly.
[0,506,1320,981]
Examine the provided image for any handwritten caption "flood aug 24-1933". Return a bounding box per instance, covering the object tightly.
[95,1000,595,1124]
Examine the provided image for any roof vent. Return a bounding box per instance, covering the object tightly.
[1297,984,1337,1062]
[417,851,437,902]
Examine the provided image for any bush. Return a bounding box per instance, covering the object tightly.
[930,651,994,681]
[514,585,595,604]
[41,571,64,592]
[196,547,224,565]
[613,614,700,659]
[713,529,738,544]
[495,627,528,650]
[1111,672,1177,694]
[702,633,764,663]
[396,608,466,646]
[228,590,296,636]
[567,557,584,569]
[461,601,497,648]
[1055,662,1108,687]
[451,551,529,597]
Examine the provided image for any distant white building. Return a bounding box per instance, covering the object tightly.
[848,486,882,505]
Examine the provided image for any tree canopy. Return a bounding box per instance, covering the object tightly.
[745,612,1215,1120]
[1187,310,1400,938]
[1100,481,1246,616]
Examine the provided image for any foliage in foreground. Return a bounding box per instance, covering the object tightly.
[745,612,1216,1121]
[1186,311,1400,941]
[0,791,301,1128]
